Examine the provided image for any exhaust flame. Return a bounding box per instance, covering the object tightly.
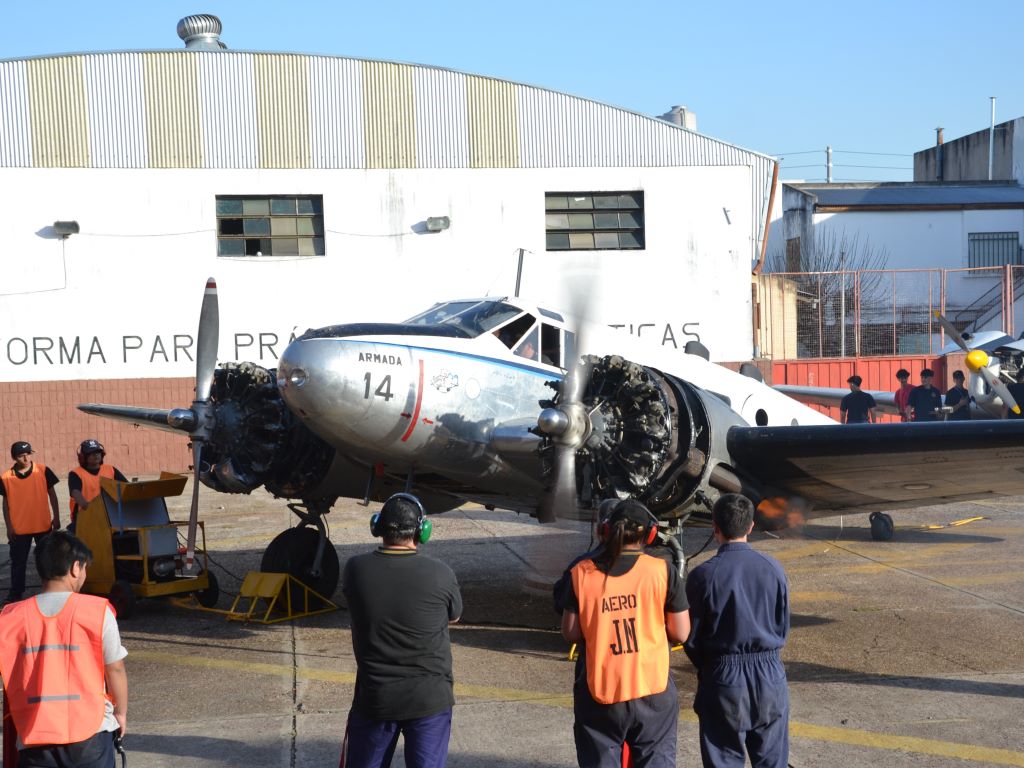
[757,496,807,530]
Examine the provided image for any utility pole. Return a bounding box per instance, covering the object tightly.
[989,97,996,181]
[826,145,833,184]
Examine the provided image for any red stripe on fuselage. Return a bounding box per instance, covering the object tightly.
[400,359,425,442]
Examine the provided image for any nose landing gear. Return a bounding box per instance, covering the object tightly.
[260,500,340,600]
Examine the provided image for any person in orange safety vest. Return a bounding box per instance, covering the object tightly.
[556,500,690,768]
[1,441,60,604]
[67,440,126,533]
[0,531,127,767]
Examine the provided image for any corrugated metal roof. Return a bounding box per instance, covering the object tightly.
[0,49,778,255]
[795,183,1024,208]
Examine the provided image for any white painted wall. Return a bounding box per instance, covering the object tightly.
[0,164,755,382]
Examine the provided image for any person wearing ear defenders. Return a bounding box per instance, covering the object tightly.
[556,499,690,768]
[339,493,462,768]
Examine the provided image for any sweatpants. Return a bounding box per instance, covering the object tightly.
[7,531,49,599]
[573,676,678,768]
[340,707,452,768]
[18,730,116,768]
[694,650,789,768]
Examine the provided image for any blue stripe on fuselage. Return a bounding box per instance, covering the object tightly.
[323,338,562,379]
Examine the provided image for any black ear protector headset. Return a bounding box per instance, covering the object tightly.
[370,492,433,544]
[597,501,659,547]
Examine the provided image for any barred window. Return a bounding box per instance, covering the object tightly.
[545,191,645,251]
[216,195,324,257]
[968,231,1020,269]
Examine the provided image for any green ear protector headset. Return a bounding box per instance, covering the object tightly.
[370,492,433,544]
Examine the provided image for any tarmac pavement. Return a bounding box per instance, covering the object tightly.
[3,485,1024,767]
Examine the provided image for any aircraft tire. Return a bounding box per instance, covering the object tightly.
[194,568,220,608]
[109,579,136,619]
[261,527,340,600]
[869,512,894,542]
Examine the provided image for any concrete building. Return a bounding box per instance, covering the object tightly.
[915,119,1024,183]
[0,15,776,474]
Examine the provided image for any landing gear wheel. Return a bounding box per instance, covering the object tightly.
[194,568,220,608]
[261,527,340,599]
[108,580,136,619]
[869,512,894,542]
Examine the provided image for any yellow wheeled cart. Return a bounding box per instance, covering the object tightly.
[77,472,218,617]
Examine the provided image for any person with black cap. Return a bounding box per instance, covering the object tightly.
[685,493,790,768]
[1,441,60,604]
[839,375,876,424]
[67,440,126,533]
[339,493,462,768]
[894,369,913,422]
[908,369,943,422]
[945,370,972,421]
[557,499,690,767]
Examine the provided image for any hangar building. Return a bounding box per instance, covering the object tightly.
[0,14,776,473]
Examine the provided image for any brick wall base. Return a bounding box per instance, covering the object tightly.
[1,378,195,477]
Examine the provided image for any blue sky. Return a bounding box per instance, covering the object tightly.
[3,1,1021,183]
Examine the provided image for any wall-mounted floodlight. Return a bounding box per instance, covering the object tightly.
[53,220,80,238]
[425,216,450,232]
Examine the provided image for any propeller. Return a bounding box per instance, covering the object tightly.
[934,311,1019,415]
[535,280,597,523]
[184,278,220,569]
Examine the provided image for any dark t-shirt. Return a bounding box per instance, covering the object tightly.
[342,548,462,721]
[908,385,943,421]
[0,464,59,495]
[684,542,789,670]
[944,385,971,421]
[67,465,127,494]
[840,390,876,423]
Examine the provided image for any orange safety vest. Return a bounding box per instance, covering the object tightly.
[0,593,109,746]
[1,464,52,535]
[69,465,115,520]
[571,553,670,704]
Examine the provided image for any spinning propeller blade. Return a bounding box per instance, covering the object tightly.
[185,278,219,569]
[536,279,596,523]
[934,312,1019,415]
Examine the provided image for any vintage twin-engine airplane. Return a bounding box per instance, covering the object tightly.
[80,281,1024,596]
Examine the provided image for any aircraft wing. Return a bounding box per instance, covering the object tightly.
[775,385,900,416]
[728,419,1024,514]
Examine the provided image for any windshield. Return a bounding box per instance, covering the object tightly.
[404,301,523,337]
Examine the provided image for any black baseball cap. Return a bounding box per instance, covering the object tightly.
[79,439,105,456]
[378,493,423,533]
[10,441,32,458]
[608,499,655,530]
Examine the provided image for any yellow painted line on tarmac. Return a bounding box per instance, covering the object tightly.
[789,721,1024,767]
[131,649,1024,765]
[771,542,842,562]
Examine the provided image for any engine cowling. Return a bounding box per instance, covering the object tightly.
[539,355,758,519]
[198,362,335,498]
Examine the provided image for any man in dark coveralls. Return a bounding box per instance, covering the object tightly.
[944,370,972,421]
[907,369,943,422]
[340,493,462,768]
[685,494,790,768]
[839,375,876,424]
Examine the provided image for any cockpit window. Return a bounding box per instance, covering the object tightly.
[493,314,537,349]
[403,301,523,337]
[514,328,539,361]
